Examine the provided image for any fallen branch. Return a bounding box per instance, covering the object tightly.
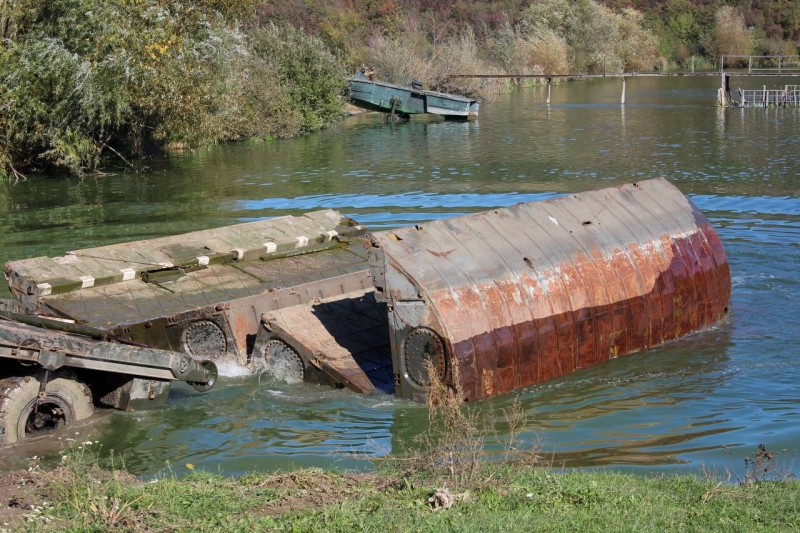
[10,164,27,183]
[702,482,722,503]
[100,141,135,170]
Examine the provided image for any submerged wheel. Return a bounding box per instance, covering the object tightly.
[0,373,94,445]
[404,327,447,387]
[181,320,227,360]
[262,340,305,384]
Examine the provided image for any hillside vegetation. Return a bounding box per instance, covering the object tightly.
[1,0,797,180]
[261,0,798,69]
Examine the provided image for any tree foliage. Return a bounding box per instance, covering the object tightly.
[249,23,346,134]
[3,0,799,180]
[0,0,345,180]
[521,0,659,73]
[259,1,799,71]
[705,6,755,59]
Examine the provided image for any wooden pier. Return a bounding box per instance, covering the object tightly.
[448,55,800,108]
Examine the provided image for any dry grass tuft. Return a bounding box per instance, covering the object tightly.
[383,360,542,490]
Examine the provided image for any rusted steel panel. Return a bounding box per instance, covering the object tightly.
[369,178,732,402]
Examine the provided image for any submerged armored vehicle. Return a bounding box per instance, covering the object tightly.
[2,210,368,442]
[1,178,731,440]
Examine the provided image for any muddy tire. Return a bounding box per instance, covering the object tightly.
[0,373,94,445]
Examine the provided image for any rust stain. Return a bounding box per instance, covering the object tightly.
[372,178,732,402]
[425,248,457,258]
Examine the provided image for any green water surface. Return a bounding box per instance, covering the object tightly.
[1,77,798,478]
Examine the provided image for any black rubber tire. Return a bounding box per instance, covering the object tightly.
[0,373,94,445]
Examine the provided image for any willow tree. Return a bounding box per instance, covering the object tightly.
[0,0,259,180]
[705,6,754,60]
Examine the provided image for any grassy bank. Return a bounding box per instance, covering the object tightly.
[3,456,799,532]
[3,365,798,531]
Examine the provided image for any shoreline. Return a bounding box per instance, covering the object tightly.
[2,460,798,531]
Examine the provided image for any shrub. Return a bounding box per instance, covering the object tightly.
[509,29,571,76]
[248,23,347,135]
[0,0,253,179]
[0,1,346,180]
[366,20,503,99]
[522,0,658,74]
[704,6,754,59]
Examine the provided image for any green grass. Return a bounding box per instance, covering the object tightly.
[15,460,800,532]
[13,400,799,532]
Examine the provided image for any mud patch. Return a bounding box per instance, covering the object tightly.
[244,470,402,516]
[0,470,41,528]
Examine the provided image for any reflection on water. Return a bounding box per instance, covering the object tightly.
[1,77,798,476]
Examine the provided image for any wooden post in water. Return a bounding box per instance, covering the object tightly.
[621,76,626,105]
[547,77,551,105]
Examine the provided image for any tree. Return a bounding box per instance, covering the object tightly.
[705,6,754,60]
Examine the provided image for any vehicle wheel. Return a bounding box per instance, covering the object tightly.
[0,373,94,445]
[262,340,305,383]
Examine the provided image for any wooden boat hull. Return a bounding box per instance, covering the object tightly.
[347,78,479,119]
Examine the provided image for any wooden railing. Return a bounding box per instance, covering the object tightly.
[736,85,800,107]
[721,56,800,74]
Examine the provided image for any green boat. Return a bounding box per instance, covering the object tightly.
[347,76,479,120]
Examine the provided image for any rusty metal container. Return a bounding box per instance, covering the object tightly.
[368,178,731,402]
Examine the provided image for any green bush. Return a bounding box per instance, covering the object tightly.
[0,1,346,180]
[0,0,250,179]
[248,23,346,135]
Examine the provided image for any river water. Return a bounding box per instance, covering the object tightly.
[1,77,798,478]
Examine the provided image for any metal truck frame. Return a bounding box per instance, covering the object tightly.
[0,299,216,444]
[2,210,370,443]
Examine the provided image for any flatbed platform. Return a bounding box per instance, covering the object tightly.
[5,210,371,365]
